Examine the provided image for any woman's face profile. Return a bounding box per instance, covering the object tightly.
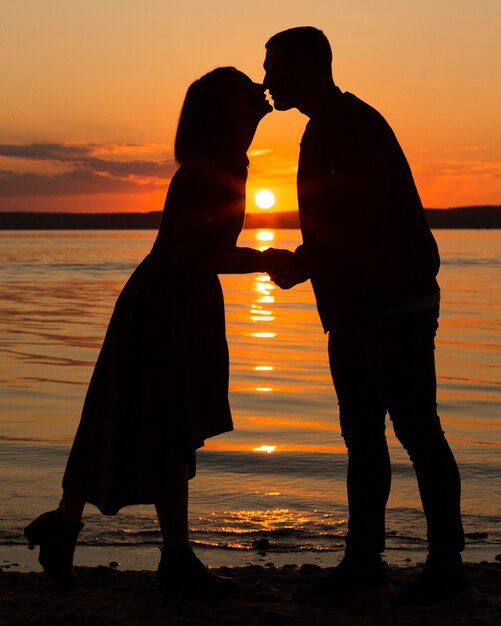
[226,72,272,148]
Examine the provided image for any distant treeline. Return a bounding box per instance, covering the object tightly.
[0,206,500,230]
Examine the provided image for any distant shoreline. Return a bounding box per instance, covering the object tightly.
[0,205,500,229]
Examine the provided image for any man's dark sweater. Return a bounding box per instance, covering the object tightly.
[294,86,440,331]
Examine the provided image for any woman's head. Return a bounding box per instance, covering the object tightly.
[174,67,271,165]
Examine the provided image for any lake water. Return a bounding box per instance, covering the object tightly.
[0,228,499,570]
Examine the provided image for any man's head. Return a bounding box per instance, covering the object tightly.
[263,27,333,112]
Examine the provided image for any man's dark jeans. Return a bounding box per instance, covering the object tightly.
[328,305,465,562]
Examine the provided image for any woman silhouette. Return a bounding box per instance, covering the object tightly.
[25,67,272,596]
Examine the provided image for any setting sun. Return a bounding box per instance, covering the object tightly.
[253,445,277,454]
[255,190,275,210]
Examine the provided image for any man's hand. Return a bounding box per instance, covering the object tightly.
[262,248,303,289]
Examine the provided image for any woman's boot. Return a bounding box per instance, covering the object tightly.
[24,509,84,590]
[157,544,239,597]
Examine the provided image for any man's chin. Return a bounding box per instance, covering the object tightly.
[272,100,294,111]
[258,102,273,121]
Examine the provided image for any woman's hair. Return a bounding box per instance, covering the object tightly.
[174,67,248,165]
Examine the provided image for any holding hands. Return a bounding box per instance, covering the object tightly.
[261,248,305,289]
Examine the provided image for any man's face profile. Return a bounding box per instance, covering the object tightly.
[263,46,301,111]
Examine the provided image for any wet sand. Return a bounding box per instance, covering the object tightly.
[1,561,500,625]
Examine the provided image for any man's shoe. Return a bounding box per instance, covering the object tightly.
[389,563,480,612]
[24,509,84,590]
[295,555,395,601]
[157,544,239,598]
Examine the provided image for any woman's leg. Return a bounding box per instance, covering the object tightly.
[59,490,86,525]
[155,464,189,546]
[154,463,238,596]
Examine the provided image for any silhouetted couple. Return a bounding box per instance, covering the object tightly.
[25,27,477,611]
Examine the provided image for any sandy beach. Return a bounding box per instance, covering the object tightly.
[1,560,500,626]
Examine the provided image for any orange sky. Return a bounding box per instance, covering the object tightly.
[1,1,500,214]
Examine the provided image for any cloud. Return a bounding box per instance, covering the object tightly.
[416,159,501,180]
[441,145,489,154]
[0,142,178,197]
[0,143,92,161]
[248,148,273,157]
[246,148,298,183]
[0,169,164,197]
[250,163,298,182]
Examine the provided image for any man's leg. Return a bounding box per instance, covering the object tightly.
[380,307,477,610]
[380,307,464,561]
[329,328,391,560]
[296,328,394,599]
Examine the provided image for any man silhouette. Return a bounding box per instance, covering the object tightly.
[263,26,477,610]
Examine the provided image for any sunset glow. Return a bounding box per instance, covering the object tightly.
[1,4,500,214]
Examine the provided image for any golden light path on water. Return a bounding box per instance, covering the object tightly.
[251,271,277,345]
[0,228,499,562]
[210,227,350,462]
[251,231,278,453]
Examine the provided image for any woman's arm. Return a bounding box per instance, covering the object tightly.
[206,247,267,274]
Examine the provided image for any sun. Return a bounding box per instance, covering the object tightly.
[255,189,275,209]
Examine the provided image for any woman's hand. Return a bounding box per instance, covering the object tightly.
[262,248,306,289]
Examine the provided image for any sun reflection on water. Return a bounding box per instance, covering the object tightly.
[213,508,312,534]
[257,295,274,303]
[191,507,348,552]
[255,229,275,242]
[249,230,279,398]
[255,282,274,295]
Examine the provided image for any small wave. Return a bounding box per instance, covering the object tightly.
[2,527,500,551]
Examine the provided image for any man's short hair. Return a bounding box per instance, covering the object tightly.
[265,26,332,70]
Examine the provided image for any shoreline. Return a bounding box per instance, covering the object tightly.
[2,542,499,574]
[1,205,501,230]
[0,542,501,573]
[1,559,500,626]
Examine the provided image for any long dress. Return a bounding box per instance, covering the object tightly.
[62,160,247,515]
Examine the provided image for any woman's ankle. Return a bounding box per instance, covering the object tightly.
[58,494,85,525]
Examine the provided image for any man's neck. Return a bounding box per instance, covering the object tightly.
[297,80,339,118]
